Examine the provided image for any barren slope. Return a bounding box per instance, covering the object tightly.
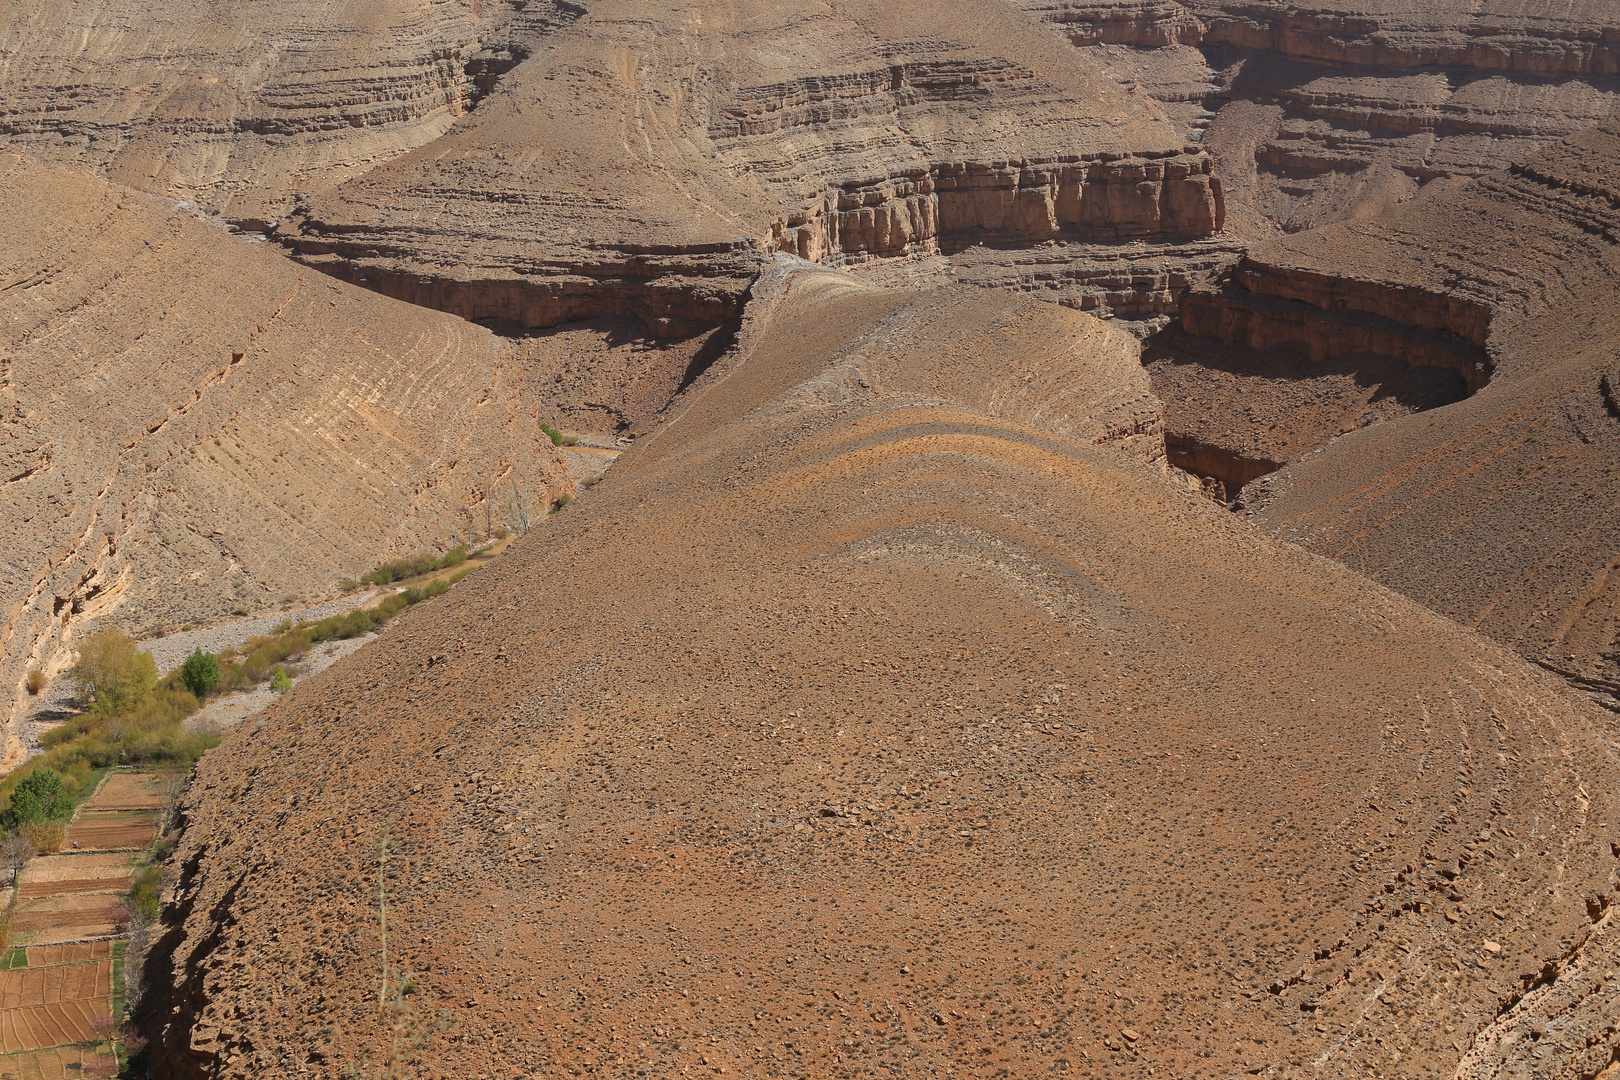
[0,152,572,749]
[140,264,1620,1080]
[0,0,584,224]
[1168,118,1620,695]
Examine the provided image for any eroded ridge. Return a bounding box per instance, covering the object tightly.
[134,264,1620,1080]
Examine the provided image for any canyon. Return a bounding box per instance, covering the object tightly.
[0,0,1615,1077]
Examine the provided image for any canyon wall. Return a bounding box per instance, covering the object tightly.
[0,153,574,752]
[0,0,584,224]
[1174,119,1620,689]
[273,0,1228,335]
[1014,0,1620,236]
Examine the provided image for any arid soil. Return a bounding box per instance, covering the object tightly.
[138,266,1620,1079]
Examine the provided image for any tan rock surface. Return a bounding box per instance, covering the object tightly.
[138,264,1620,1079]
[0,152,573,748]
[1175,119,1620,691]
[275,0,1224,334]
[0,0,585,224]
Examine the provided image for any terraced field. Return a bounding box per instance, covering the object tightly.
[0,773,169,1077]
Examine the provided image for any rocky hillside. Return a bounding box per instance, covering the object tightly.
[0,0,585,225]
[1018,0,1620,235]
[0,153,574,750]
[272,0,1226,334]
[1189,117,1620,696]
[139,263,1620,1079]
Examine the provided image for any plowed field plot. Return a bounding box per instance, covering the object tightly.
[9,896,122,935]
[23,943,111,967]
[19,854,127,883]
[84,773,170,812]
[0,1043,118,1079]
[0,963,111,1010]
[0,962,112,1052]
[17,879,126,901]
[63,817,154,852]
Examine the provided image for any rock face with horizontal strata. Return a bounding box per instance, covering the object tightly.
[0,0,584,224]
[275,0,1225,335]
[1013,0,1620,235]
[0,153,573,752]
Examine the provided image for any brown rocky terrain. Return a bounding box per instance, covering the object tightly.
[1166,116,1620,696]
[2,1,1620,1078]
[1018,1,1620,236]
[0,151,576,750]
[138,263,1620,1079]
[270,0,1226,335]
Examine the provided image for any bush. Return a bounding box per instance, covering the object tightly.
[540,422,564,447]
[179,649,220,699]
[24,669,45,696]
[126,864,162,924]
[553,493,572,512]
[3,769,73,830]
[269,670,292,695]
[71,629,157,716]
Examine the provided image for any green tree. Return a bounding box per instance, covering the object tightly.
[179,649,221,699]
[71,628,157,715]
[3,769,73,830]
[269,669,293,695]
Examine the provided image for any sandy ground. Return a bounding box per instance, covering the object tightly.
[185,633,374,730]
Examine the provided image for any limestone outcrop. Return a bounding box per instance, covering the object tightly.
[0,152,573,750]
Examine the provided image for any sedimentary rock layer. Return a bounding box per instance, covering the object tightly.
[275,0,1225,334]
[0,153,573,751]
[0,0,584,223]
[1179,119,1620,693]
[1015,1,1620,234]
[139,262,1620,1080]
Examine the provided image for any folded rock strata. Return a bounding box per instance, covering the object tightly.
[0,0,585,224]
[0,152,574,749]
[139,262,1620,1080]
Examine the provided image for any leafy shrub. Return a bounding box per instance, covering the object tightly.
[126,864,162,924]
[3,769,72,830]
[24,669,45,696]
[540,422,564,447]
[179,649,220,699]
[71,629,157,716]
[270,670,293,695]
[553,493,573,512]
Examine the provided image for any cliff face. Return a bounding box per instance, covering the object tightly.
[272,0,1227,335]
[0,153,575,752]
[0,0,584,224]
[138,263,1620,1080]
[1172,119,1620,692]
[1012,0,1620,235]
